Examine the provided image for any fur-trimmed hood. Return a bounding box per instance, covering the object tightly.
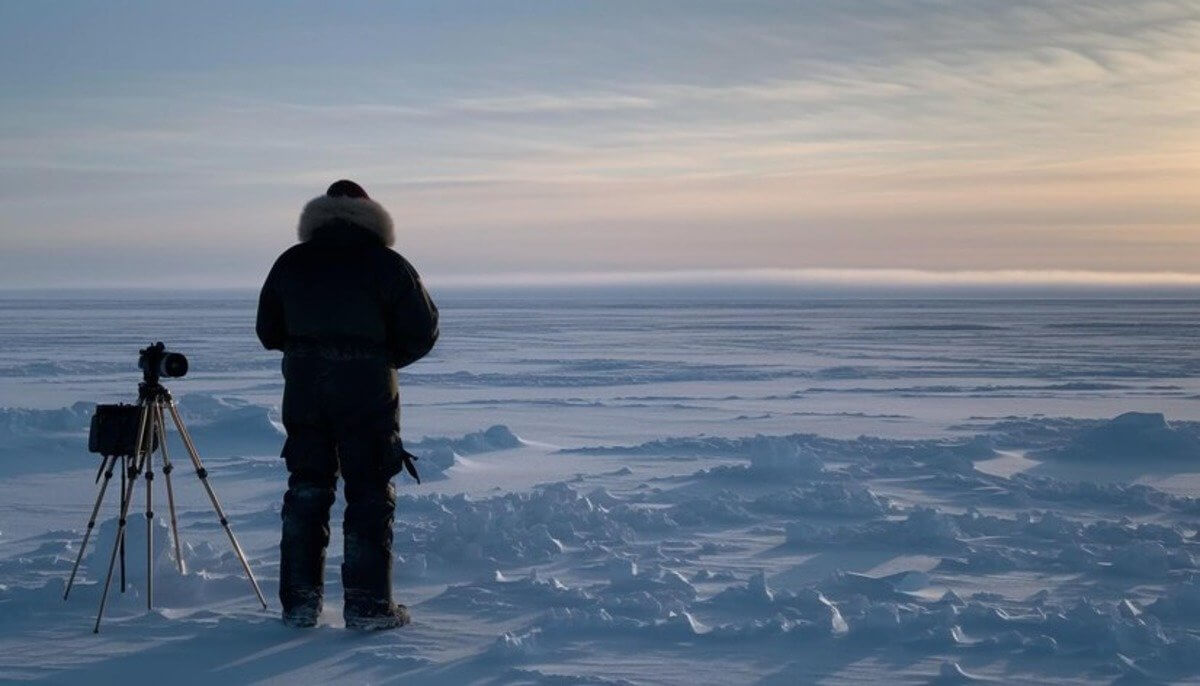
[297,194,395,247]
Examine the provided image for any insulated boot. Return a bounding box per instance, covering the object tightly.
[341,482,401,630]
[278,478,335,627]
[344,601,411,631]
[282,602,321,628]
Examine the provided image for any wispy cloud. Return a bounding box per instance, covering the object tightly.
[0,1,1197,286]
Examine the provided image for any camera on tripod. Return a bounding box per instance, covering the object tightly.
[138,341,188,382]
[86,344,186,458]
[67,342,267,632]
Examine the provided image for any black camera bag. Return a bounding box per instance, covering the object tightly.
[88,404,158,457]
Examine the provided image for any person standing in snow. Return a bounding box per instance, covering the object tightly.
[256,180,439,630]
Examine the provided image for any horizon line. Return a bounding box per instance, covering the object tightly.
[428,268,1200,290]
[9,268,1200,294]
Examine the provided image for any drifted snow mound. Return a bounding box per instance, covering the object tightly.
[786,506,967,552]
[430,566,700,622]
[410,424,522,455]
[427,570,592,615]
[5,516,266,619]
[753,482,891,518]
[473,558,1184,666]
[0,402,94,470]
[664,483,892,527]
[691,436,826,480]
[0,402,93,439]
[397,480,861,575]
[406,425,522,480]
[83,516,261,590]
[395,483,625,571]
[1039,412,1200,463]
[745,438,823,476]
[561,432,837,458]
[173,394,284,457]
[489,569,861,656]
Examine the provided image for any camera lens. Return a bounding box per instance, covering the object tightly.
[160,352,188,378]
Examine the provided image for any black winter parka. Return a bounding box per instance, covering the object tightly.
[255,195,438,369]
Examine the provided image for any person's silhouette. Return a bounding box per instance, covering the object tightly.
[256,180,438,630]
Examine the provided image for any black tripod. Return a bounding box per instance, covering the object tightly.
[64,370,268,632]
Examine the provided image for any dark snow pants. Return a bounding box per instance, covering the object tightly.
[278,352,403,616]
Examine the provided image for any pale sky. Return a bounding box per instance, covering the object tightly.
[1,1,1197,289]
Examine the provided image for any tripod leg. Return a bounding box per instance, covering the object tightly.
[120,456,127,593]
[155,404,185,574]
[94,402,150,633]
[166,402,268,610]
[145,413,156,611]
[64,455,118,600]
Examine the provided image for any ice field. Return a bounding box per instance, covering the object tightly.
[5,293,1200,684]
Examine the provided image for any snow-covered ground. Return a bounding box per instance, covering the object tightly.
[4,293,1200,684]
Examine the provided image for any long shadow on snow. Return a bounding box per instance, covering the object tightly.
[35,612,433,685]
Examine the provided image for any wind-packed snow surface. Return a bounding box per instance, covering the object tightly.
[4,295,1200,684]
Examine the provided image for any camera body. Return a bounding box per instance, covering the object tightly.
[138,342,188,382]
